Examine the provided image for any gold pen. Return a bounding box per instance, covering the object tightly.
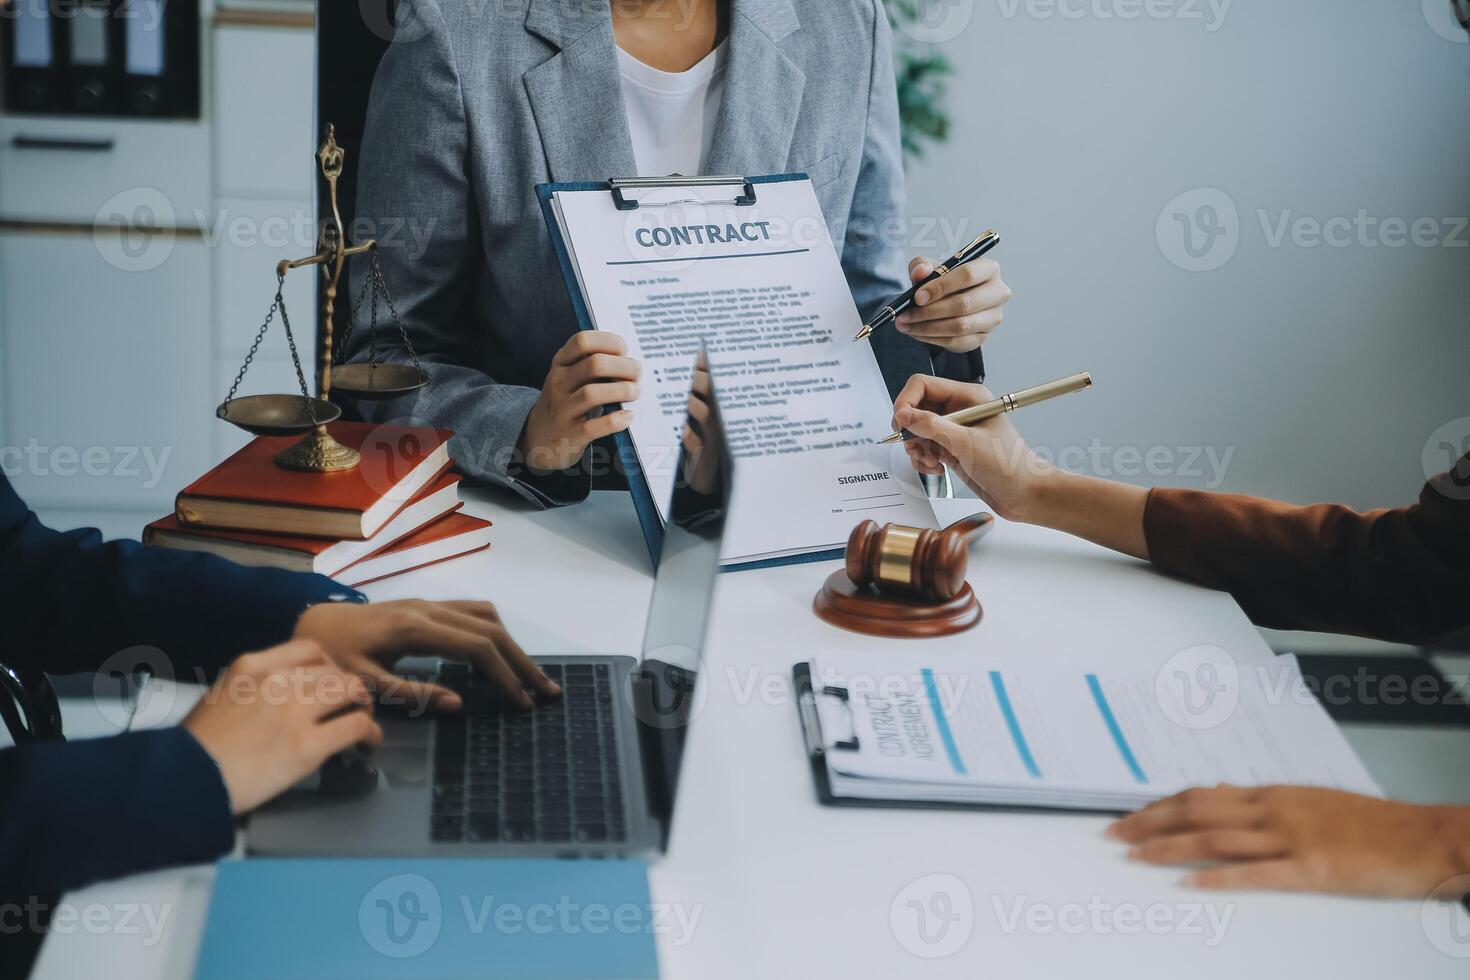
[853,230,1000,343]
[879,372,1094,445]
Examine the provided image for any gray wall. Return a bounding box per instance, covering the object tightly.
[903,0,1470,509]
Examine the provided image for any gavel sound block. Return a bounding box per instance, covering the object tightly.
[814,514,993,638]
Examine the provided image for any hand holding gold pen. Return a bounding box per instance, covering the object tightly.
[852,230,1001,343]
[879,372,1094,444]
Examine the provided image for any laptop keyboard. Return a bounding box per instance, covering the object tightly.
[430,662,628,845]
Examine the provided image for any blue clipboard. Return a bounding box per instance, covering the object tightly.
[194,858,659,980]
[535,174,844,574]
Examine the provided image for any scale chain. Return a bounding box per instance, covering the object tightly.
[218,297,276,412]
[330,249,423,383]
[334,263,376,364]
[222,243,426,418]
[372,253,426,379]
[367,261,380,370]
[218,274,320,425]
[274,275,321,424]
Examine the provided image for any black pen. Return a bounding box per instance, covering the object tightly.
[851,229,1000,342]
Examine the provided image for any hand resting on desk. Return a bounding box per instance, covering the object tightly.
[1108,785,1470,900]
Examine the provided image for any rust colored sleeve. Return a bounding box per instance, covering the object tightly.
[1143,457,1470,645]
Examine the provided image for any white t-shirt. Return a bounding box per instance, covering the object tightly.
[616,41,729,177]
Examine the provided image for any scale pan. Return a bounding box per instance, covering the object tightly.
[331,363,428,399]
[217,395,342,437]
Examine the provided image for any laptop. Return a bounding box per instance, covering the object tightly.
[248,351,732,858]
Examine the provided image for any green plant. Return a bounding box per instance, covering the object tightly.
[884,0,956,160]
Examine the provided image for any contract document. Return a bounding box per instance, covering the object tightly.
[539,175,938,568]
[803,650,1380,812]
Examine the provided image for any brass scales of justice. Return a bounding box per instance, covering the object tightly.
[215,124,428,472]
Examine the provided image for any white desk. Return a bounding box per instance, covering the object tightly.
[33,489,1470,978]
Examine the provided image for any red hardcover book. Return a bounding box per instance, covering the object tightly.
[174,422,452,539]
[337,512,493,588]
[144,473,463,577]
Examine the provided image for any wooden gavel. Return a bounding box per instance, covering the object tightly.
[845,513,994,602]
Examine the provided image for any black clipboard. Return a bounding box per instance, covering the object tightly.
[792,663,1124,815]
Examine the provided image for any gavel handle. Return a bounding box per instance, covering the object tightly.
[943,512,995,547]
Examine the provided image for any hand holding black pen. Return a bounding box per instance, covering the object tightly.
[852,230,1001,343]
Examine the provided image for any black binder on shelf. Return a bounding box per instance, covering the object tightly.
[1,0,198,117]
[121,0,199,117]
[2,0,63,113]
[65,0,123,116]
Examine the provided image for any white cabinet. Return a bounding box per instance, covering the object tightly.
[210,22,320,463]
[0,229,214,509]
[213,26,317,200]
[212,196,318,358]
[0,118,212,225]
[0,17,318,516]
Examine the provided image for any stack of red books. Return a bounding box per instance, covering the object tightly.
[144,422,490,587]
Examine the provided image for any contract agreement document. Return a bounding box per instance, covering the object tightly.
[540,175,938,568]
[803,650,1380,811]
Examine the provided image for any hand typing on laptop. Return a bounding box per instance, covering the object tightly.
[294,598,561,713]
[182,641,381,814]
[182,595,564,817]
[248,351,731,857]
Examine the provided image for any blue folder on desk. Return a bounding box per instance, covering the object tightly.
[194,858,659,980]
[536,174,842,574]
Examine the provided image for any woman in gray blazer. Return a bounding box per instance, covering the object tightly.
[347,0,1011,505]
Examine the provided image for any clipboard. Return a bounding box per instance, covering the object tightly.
[792,663,1118,814]
[535,173,844,574]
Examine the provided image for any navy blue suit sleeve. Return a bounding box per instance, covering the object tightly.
[0,727,236,902]
[0,473,356,679]
[0,473,365,908]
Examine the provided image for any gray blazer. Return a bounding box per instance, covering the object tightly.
[347,0,959,505]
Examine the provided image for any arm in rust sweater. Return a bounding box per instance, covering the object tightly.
[895,392,1469,645]
[1142,460,1470,645]
[1018,453,1470,646]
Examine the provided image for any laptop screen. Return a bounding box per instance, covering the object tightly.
[634,349,732,842]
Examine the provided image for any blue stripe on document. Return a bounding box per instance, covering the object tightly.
[988,671,1041,779]
[1086,673,1148,784]
[921,668,968,776]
